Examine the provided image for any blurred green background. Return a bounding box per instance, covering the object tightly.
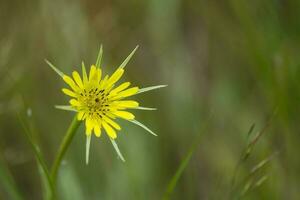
[1,0,300,199]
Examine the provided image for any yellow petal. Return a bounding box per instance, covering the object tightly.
[106,112,116,119]
[110,87,139,100]
[72,71,83,88]
[85,118,93,136]
[103,116,121,130]
[62,88,77,97]
[70,99,81,107]
[63,75,79,91]
[99,75,109,88]
[94,124,101,137]
[109,82,130,96]
[107,68,124,87]
[96,68,102,83]
[89,67,101,83]
[113,111,135,120]
[89,65,97,82]
[113,100,139,108]
[103,122,117,139]
[77,111,85,120]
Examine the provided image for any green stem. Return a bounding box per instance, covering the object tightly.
[51,116,81,185]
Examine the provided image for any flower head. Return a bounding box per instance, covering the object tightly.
[47,45,166,163]
[63,64,138,139]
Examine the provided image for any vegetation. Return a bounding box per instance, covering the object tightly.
[0,0,299,199]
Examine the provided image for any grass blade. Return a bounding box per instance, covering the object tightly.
[163,144,194,200]
[163,113,212,200]
[249,152,278,175]
[17,113,54,199]
[0,152,23,200]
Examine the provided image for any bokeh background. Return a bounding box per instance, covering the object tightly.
[1,0,300,199]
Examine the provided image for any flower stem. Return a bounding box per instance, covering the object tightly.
[51,116,81,185]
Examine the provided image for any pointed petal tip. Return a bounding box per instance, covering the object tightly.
[54,105,77,112]
[155,84,168,88]
[45,59,64,78]
[110,139,126,162]
[119,45,139,69]
[95,44,104,68]
[135,106,157,111]
[137,85,168,94]
[129,119,157,137]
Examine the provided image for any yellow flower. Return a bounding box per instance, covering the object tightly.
[46,46,166,163]
[63,64,138,139]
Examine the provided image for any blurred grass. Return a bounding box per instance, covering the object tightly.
[163,112,212,200]
[0,0,300,199]
[0,151,23,200]
[18,111,54,199]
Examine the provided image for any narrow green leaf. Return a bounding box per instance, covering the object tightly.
[17,113,54,199]
[0,152,23,200]
[129,119,157,136]
[55,105,77,112]
[137,85,167,94]
[240,175,268,198]
[241,179,253,196]
[163,113,212,200]
[164,149,193,200]
[249,152,278,175]
[254,175,268,187]
[110,139,125,162]
[38,165,52,200]
[45,59,64,78]
[246,123,255,141]
[119,45,139,69]
[95,45,103,68]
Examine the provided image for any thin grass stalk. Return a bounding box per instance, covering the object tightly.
[162,113,213,200]
[0,151,24,200]
[17,113,55,200]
